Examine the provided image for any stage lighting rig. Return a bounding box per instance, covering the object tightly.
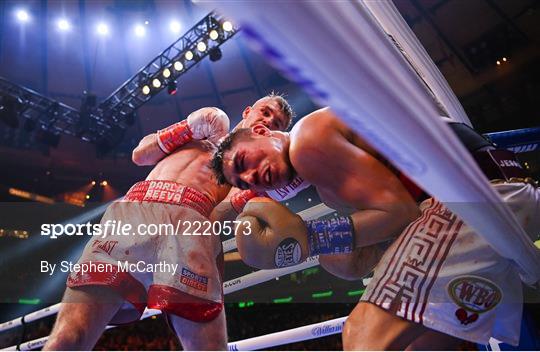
[167,81,178,95]
[98,12,238,131]
[0,12,238,152]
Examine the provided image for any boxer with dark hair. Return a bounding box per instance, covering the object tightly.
[211,107,539,349]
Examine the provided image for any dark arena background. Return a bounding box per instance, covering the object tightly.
[0,0,539,351]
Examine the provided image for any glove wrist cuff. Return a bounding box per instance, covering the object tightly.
[157,120,193,154]
[305,216,355,256]
[230,190,268,213]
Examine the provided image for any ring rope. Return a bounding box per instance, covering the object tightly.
[0,204,331,349]
[227,316,346,351]
[4,120,533,348]
[3,314,347,351]
[1,258,323,351]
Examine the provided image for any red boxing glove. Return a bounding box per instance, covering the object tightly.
[230,189,268,214]
[157,120,193,154]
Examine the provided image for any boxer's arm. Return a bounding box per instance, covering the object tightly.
[132,133,166,166]
[210,187,269,222]
[209,187,239,222]
[133,107,229,166]
[293,122,420,248]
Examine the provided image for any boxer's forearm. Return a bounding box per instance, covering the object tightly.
[209,201,239,223]
[132,133,167,166]
[209,187,239,223]
[319,244,384,280]
[350,204,419,247]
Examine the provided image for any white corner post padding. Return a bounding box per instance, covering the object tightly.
[202,0,540,284]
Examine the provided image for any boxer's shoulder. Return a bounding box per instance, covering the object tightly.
[289,109,342,174]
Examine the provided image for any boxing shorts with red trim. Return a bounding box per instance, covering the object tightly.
[361,152,540,345]
[67,180,224,324]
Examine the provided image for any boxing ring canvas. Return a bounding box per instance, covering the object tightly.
[203,0,540,284]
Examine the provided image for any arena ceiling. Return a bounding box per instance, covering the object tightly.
[0,0,538,199]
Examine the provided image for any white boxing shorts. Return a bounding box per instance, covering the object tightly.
[67,180,224,324]
[361,180,540,345]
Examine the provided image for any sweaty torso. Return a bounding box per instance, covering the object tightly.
[146,140,230,204]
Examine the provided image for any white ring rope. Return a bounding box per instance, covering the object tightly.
[227,316,347,351]
[0,203,333,350]
[3,313,346,351]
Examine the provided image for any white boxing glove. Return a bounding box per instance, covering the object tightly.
[157,107,230,154]
[187,107,230,144]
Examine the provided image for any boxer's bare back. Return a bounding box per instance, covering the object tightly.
[147,140,230,204]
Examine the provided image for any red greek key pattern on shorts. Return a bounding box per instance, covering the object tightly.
[367,199,463,324]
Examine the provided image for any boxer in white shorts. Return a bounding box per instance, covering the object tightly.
[211,107,539,349]
[353,178,539,348]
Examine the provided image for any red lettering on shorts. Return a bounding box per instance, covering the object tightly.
[92,240,118,255]
[458,281,476,302]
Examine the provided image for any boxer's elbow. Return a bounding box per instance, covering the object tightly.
[391,198,420,227]
[132,147,146,166]
[404,199,421,223]
[132,147,156,166]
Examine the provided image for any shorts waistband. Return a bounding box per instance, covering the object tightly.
[123,180,214,218]
[474,149,531,182]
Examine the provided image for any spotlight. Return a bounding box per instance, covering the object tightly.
[85,194,90,200]
[152,78,161,88]
[91,181,96,186]
[100,181,108,187]
[197,42,207,52]
[185,50,194,61]
[142,85,151,95]
[167,81,178,95]
[57,18,71,31]
[16,9,30,23]
[222,21,233,32]
[209,29,219,41]
[173,61,184,71]
[162,68,171,78]
[170,20,181,34]
[134,24,145,37]
[502,57,507,62]
[209,47,222,62]
[96,23,109,36]
[144,20,149,25]
[496,60,501,66]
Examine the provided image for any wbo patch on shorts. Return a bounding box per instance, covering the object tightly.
[180,267,208,292]
[447,275,502,326]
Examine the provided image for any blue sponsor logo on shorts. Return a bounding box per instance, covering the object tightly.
[180,267,208,292]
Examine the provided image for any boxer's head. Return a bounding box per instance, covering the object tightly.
[239,93,294,131]
[211,125,294,192]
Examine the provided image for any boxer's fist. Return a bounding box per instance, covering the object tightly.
[157,107,229,154]
[187,107,229,144]
[235,197,309,269]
